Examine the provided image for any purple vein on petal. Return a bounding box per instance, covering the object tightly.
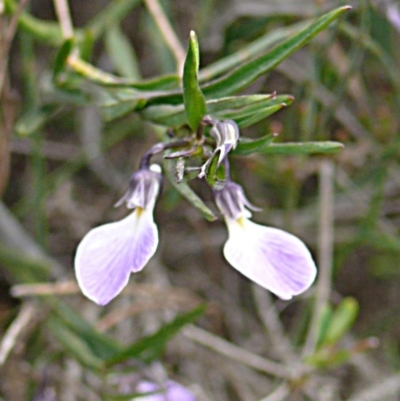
[74,208,158,305]
[223,218,317,299]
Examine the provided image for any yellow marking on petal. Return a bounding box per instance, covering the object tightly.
[237,216,246,228]
[136,207,144,217]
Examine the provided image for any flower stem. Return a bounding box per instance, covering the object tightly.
[139,140,190,169]
[303,159,334,355]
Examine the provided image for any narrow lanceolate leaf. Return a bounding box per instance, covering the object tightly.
[53,39,74,80]
[106,305,206,366]
[163,160,217,221]
[104,23,141,80]
[201,6,352,98]
[315,303,334,348]
[260,141,344,155]
[232,133,277,156]
[234,101,291,128]
[15,105,60,137]
[141,94,289,128]
[323,297,359,346]
[48,317,104,370]
[53,302,121,359]
[183,31,207,131]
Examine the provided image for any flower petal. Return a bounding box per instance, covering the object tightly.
[75,208,158,305]
[223,218,317,299]
[136,380,197,401]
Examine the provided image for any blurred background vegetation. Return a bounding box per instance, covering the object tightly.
[1,0,400,400]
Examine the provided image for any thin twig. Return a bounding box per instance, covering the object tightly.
[0,0,30,93]
[347,373,400,401]
[0,303,37,366]
[303,160,335,355]
[52,0,74,39]
[257,384,290,401]
[11,281,79,297]
[143,0,185,75]
[97,296,200,332]
[183,325,290,379]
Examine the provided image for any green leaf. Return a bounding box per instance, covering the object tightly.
[0,244,53,282]
[260,141,344,155]
[199,21,308,83]
[4,0,64,46]
[101,99,142,121]
[48,316,104,370]
[141,94,289,128]
[67,57,180,91]
[104,24,141,80]
[5,0,141,46]
[202,6,352,98]
[315,303,334,348]
[15,105,60,137]
[130,74,180,91]
[106,305,206,366]
[183,31,207,130]
[163,159,217,221]
[207,94,279,116]
[78,29,95,61]
[204,153,226,190]
[53,302,121,359]
[53,39,74,80]
[323,297,359,346]
[233,101,292,128]
[306,347,352,369]
[232,133,276,156]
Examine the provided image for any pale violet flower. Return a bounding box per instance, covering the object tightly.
[74,165,162,305]
[214,181,317,299]
[387,3,400,32]
[199,119,239,178]
[136,380,197,401]
[209,119,240,166]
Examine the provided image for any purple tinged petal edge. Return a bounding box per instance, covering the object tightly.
[136,380,197,401]
[74,209,158,305]
[223,218,317,299]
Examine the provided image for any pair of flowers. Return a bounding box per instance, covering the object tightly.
[74,119,317,306]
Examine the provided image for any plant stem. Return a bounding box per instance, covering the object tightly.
[52,0,74,39]
[303,159,334,355]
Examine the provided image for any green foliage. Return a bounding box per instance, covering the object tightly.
[105,305,206,366]
[307,297,360,369]
[183,31,207,131]
[6,0,400,399]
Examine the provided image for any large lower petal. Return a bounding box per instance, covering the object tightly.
[75,208,158,305]
[223,218,317,299]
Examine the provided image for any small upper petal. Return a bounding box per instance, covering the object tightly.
[115,167,162,210]
[223,218,317,299]
[214,181,260,220]
[74,208,158,305]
